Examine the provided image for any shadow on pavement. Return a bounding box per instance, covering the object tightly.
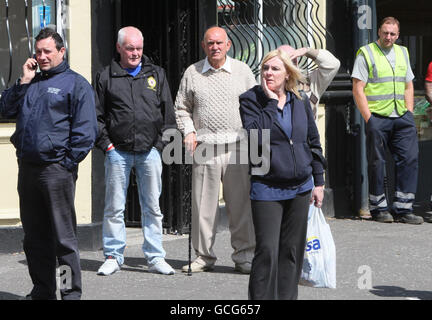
[18,259,27,266]
[79,257,240,275]
[0,292,23,300]
[370,286,432,300]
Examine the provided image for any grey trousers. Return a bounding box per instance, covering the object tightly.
[191,143,255,266]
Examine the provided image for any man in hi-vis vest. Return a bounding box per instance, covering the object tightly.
[352,17,423,224]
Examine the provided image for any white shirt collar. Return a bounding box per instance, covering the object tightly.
[202,56,232,74]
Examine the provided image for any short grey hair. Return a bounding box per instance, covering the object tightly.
[117,27,144,46]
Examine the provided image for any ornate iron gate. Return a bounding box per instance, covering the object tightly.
[217,0,329,76]
[119,0,200,234]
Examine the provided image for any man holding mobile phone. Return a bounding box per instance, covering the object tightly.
[0,28,98,300]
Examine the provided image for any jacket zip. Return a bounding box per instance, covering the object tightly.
[289,138,297,177]
[275,93,298,178]
[378,44,400,116]
[289,93,297,177]
[130,77,136,150]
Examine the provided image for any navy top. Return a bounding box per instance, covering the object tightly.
[276,92,293,139]
[250,92,314,201]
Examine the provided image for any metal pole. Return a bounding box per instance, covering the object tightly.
[5,0,13,88]
[24,0,33,57]
[42,0,47,28]
[256,0,263,65]
[352,0,376,217]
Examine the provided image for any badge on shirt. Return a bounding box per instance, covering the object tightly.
[147,76,157,91]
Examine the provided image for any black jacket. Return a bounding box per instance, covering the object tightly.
[0,61,98,171]
[239,85,325,188]
[94,55,176,152]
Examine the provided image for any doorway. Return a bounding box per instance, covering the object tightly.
[118,0,202,233]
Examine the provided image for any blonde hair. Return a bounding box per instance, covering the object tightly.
[261,49,305,99]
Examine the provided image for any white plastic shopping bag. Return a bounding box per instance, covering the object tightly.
[300,204,336,288]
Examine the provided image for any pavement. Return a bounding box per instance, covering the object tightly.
[1,214,432,302]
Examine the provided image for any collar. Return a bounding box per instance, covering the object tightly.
[202,56,232,74]
[124,62,142,73]
[111,55,152,77]
[40,60,69,78]
[375,41,394,54]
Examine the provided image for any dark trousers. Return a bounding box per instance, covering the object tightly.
[366,112,418,214]
[18,162,82,300]
[248,191,310,300]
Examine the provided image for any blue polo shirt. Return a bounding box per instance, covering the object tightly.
[125,63,142,77]
[250,92,314,201]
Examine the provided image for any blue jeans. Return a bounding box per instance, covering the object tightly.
[102,148,166,265]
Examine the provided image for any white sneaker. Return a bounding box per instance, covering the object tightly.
[148,259,175,275]
[97,257,120,276]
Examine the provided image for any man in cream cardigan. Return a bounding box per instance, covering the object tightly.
[175,26,256,273]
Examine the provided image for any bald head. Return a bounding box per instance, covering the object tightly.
[278,44,295,55]
[278,45,298,65]
[203,26,229,43]
[201,26,231,69]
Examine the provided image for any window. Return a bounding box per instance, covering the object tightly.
[0,0,61,122]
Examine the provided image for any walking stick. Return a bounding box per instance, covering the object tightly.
[187,211,192,276]
[186,163,192,276]
[182,147,193,276]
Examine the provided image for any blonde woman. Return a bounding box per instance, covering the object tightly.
[239,49,325,300]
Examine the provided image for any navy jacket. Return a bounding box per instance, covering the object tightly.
[239,85,325,188]
[0,61,98,171]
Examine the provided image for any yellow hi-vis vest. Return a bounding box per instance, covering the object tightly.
[357,43,409,116]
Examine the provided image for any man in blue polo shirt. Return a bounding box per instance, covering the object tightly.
[94,26,176,276]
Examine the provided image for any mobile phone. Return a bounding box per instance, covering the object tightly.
[32,54,38,70]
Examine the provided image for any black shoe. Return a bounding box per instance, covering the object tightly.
[371,211,394,223]
[423,211,432,223]
[393,213,424,225]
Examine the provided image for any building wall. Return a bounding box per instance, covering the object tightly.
[0,124,19,226]
[68,0,93,224]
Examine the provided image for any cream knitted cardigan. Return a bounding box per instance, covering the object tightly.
[175,57,256,144]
